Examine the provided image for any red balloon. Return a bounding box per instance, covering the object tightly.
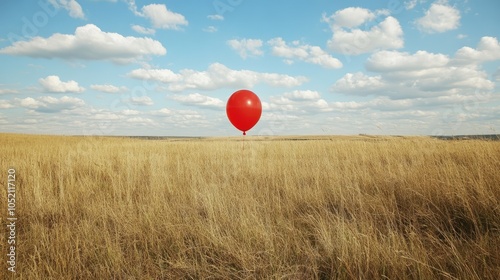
[226,89,262,135]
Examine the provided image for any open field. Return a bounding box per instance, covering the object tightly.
[1,133,499,279]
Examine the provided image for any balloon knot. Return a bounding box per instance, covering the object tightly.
[243,131,246,136]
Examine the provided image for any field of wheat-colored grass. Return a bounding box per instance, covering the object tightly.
[0,133,499,279]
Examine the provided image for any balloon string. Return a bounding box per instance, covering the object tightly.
[242,131,246,152]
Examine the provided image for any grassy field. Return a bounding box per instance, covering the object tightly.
[1,133,499,279]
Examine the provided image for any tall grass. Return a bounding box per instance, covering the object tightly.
[0,134,499,279]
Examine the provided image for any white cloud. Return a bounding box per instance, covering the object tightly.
[327,16,404,55]
[171,93,224,109]
[457,34,467,39]
[153,108,173,116]
[331,72,385,96]
[131,25,156,35]
[308,99,331,111]
[90,84,127,93]
[148,108,209,129]
[0,24,166,64]
[267,91,332,114]
[332,47,496,99]
[454,37,500,64]
[207,14,224,20]
[127,68,182,83]
[161,109,208,129]
[149,107,210,130]
[49,0,85,19]
[203,26,218,33]
[283,90,321,100]
[141,4,188,30]
[16,96,85,113]
[405,0,418,10]
[125,0,141,16]
[127,63,308,91]
[0,100,14,109]
[121,109,140,115]
[227,39,263,59]
[323,7,386,29]
[366,50,449,72]
[333,68,493,98]
[39,75,85,93]
[0,89,19,94]
[416,2,460,33]
[268,38,342,69]
[329,100,364,110]
[129,96,153,106]
[127,117,155,125]
[90,112,124,120]
[358,94,495,115]
[408,66,493,92]
[328,97,420,112]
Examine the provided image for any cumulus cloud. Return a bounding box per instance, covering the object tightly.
[171,93,224,109]
[127,63,308,91]
[129,96,153,106]
[332,68,492,98]
[140,4,188,30]
[90,84,127,93]
[416,1,461,33]
[126,1,188,30]
[227,39,263,59]
[39,75,85,93]
[267,90,331,113]
[283,90,321,100]
[331,72,386,96]
[127,68,181,83]
[323,7,389,29]
[49,0,85,19]
[324,9,404,55]
[332,45,496,98]
[152,108,173,116]
[0,24,166,64]
[131,25,156,35]
[367,47,495,92]
[454,36,500,64]
[268,38,342,69]
[16,96,85,113]
[121,109,140,115]
[366,50,450,72]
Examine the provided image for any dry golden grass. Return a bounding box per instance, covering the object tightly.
[1,133,499,279]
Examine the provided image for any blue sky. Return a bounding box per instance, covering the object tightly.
[0,0,499,136]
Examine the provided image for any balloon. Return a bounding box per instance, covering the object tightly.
[226,89,262,135]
